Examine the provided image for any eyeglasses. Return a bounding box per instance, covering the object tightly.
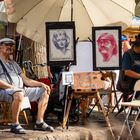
[3,43,14,47]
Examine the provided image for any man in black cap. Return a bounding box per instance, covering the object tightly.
[0,38,54,134]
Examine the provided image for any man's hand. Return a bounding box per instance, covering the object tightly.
[41,83,50,95]
[48,72,53,79]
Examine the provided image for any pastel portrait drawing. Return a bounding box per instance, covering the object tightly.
[97,32,118,62]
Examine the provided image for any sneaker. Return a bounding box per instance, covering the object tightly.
[10,124,26,134]
[34,122,54,132]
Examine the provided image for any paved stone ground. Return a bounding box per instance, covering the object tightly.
[0,110,140,140]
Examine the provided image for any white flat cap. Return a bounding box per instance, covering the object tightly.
[0,38,15,44]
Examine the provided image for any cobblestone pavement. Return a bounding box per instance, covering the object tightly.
[0,111,140,140]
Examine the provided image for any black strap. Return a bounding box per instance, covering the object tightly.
[0,60,13,84]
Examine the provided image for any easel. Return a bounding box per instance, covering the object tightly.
[62,36,79,129]
[62,86,73,129]
[61,72,115,140]
[62,63,73,129]
[87,69,119,117]
[100,70,120,113]
[88,37,119,113]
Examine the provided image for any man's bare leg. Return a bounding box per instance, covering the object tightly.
[12,92,24,124]
[36,90,49,122]
[11,91,26,134]
[35,90,54,132]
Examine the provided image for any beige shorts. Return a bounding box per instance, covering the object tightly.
[0,87,45,103]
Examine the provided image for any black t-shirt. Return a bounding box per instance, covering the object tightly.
[122,49,140,73]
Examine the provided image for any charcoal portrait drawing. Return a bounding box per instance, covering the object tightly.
[49,29,74,61]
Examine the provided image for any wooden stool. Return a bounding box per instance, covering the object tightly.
[0,102,29,125]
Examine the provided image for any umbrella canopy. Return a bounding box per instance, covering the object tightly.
[131,16,140,25]
[112,0,135,14]
[5,0,135,45]
[0,1,7,23]
[135,0,140,17]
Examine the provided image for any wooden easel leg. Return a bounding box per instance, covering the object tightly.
[22,110,29,125]
[62,93,73,129]
[80,97,89,124]
[81,98,86,118]
[96,92,115,140]
[111,71,119,112]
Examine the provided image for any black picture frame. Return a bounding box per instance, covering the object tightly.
[46,21,76,66]
[92,26,122,70]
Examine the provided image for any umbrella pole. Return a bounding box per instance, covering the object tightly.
[71,0,73,21]
[62,63,72,129]
[62,38,79,129]
[16,34,22,62]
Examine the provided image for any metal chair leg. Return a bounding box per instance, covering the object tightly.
[118,106,132,140]
[118,106,140,140]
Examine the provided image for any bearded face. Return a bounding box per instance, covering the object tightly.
[0,44,14,57]
[97,33,118,62]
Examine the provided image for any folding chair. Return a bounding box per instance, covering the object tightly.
[118,80,140,140]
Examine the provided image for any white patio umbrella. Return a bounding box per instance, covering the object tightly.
[131,16,140,26]
[135,0,140,17]
[4,0,135,45]
[112,0,135,14]
[0,1,7,23]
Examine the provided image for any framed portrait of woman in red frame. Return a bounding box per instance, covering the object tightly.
[92,26,122,70]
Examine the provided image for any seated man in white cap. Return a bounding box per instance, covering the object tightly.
[0,38,54,134]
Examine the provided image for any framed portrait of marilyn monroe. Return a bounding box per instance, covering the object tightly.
[46,21,76,66]
[92,26,122,70]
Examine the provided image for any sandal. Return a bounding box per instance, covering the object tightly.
[34,122,54,132]
[10,124,26,134]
